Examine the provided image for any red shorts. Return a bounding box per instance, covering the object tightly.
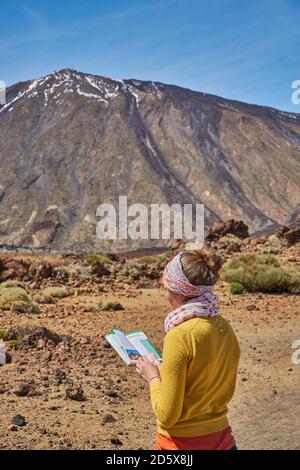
[154,426,236,450]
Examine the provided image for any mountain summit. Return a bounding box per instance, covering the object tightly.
[1,69,300,251]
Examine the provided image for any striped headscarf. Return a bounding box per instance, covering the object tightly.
[163,252,219,332]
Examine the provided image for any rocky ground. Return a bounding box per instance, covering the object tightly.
[0,235,299,450]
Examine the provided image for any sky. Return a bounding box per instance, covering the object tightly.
[0,0,299,112]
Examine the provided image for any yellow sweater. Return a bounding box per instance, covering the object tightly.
[150,316,240,437]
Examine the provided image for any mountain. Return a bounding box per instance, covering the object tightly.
[1,68,300,252]
[286,204,300,228]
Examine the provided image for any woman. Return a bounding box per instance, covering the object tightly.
[136,249,240,450]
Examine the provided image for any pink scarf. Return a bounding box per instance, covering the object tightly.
[163,252,219,332]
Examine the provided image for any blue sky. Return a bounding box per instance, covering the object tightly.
[0,0,299,111]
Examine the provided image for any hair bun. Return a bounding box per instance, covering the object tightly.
[181,248,223,286]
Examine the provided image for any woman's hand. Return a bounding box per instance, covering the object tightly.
[136,355,161,383]
[149,353,162,370]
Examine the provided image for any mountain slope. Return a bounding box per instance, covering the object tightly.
[286,204,300,228]
[0,68,300,251]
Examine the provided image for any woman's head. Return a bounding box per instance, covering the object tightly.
[163,248,222,308]
[180,248,222,286]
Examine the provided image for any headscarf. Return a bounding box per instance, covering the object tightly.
[163,252,219,332]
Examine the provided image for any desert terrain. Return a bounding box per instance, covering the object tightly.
[0,235,299,450]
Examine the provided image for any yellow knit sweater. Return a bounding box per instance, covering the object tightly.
[150,316,240,437]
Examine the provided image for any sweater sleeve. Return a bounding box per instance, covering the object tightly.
[149,328,190,428]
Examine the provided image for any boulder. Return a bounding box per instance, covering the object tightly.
[206,219,249,242]
[36,263,53,279]
[284,227,300,246]
[276,225,300,246]
[0,259,29,281]
[91,261,110,276]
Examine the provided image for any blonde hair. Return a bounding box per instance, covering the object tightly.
[180,248,222,286]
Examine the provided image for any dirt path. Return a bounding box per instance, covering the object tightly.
[0,284,299,450]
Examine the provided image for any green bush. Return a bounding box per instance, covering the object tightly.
[219,234,242,247]
[117,263,142,280]
[5,320,41,339]
[0,286,31,310]
[221,253,300,293]
[10,300,32,313]
[0,330,7,340]
[136,253,170,265]
[61,264,90,277]
[229,282,247,295]
[8,339,20,348]
[126,267,141,280]
[268,235,282,248]
[261,235,282,255]
[86,255,112,266]
[43,287,68,299]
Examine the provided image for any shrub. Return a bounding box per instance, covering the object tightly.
[0,280,25,289]
[117,263,142,280]
[31,302,41,314]
[261,235,282,255]
[221,253,300,293]
[268,235,282,248]
[11,301,32,313]
[102,301,124,312]
[33,294,54,304]
[0,286,31,310]
[261,246,281,255]
[43,287,68,299]
[82,303,102,313]
[0,330,7,340]
[229,282,247,295]
[86,255,113,267]
[5,321,41,339]
[61,264,90,277]
[136,254,170,265]
[11,300,40,314]
[126,267,141,280]
[219,234,242,246]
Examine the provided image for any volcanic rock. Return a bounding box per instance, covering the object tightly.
[13,381,38,397]
[66,386,85,402]
[206,219,249,242]
[0,259,29,281]
[12,415,26,427]
[91,261,110,276]
[6,326,61,349]
[103,414,117,424]
[36,263,54,280]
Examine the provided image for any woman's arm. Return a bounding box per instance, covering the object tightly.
[149,328,189,428]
